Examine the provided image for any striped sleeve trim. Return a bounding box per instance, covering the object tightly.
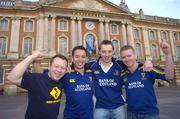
[152,67,165,75]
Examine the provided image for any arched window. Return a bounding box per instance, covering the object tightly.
[173,33,178,41]
[59,19,68,31]
[0,37,6,56]
[24,37,32,55]
[150,30,156,40]
[151,44,158,59]
[0,19,8,31]
[135,43,141,59]
[25,20,33,32]
[112,39,119,57]
[134,29,140,38]
[176,46,180,60]
[111,24,118,35]
[85,34,96,54]
[59,37,68,56]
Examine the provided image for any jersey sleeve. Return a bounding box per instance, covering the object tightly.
[61,73,69,88]
[151,66,166,81]
[116,59,126,70]
[85,59,97,69]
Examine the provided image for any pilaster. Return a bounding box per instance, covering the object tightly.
[126,22,134,47]
[105,19,110,40]
[8,16,21,59]
[77,17,83,45]
[168,30,176,61]
[35,15,44,51]
[157,29,165,61]
[49,15,56,56]
[121,21,127,46]
[142,27,151,60]
[70,16,76,50]
[43,16,49,52]
[98,18,105,43]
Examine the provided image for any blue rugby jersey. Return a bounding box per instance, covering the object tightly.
[121,65,166,115]
[21,73,63,119]
[62,69,94,119]
[89,58,125,109]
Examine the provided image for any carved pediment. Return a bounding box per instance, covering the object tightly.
[46,0,129,14]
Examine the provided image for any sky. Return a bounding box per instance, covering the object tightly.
[109,0,180,19]
[25,0,180,19]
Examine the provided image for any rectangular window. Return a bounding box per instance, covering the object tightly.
[24,38,32,55]
[150,31,156,40]
[0,66,3,84]
[151,44,158,59]
[59,20,68,31]
[176,46,180,60]
[0,19,8,31]
[135,44,141,59]
[59,37,68,56]
[0,37,6,56]
[25,20,33,32]
[134,29,140,38]
[111,24,118,35]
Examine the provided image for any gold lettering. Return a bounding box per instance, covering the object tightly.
[46,99,61,104]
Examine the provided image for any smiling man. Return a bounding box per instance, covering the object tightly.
[120,41,174,119]
[62,46,94,119]
[7,51,68,119]
[89,40,126,119]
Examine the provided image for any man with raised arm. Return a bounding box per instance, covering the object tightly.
[120,41,174,119]
[7,51,68,119]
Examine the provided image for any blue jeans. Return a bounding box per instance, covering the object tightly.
[94,105,126,119]
[127,112,159,119]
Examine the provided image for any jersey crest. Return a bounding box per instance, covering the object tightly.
[114,70,119,76]
[141,72,147,80]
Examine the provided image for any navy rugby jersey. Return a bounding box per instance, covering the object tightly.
[121,65,166,114]
[21,73,63,119]
[89,58,125,109]
[62,68,94,119]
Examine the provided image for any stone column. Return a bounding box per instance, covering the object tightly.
[43,16,49,52]
[36,16,44,51]
[168,30,176,60]
[99,19,105,43]
[8,16,21,59]
[121,21,127,46]
[70,16,76,50]
[126,22,134,47]
[157,29,165,61]
[105,19,110,40]
[142,27,151,60]
[77,17,82,45]
[49,15,56,56]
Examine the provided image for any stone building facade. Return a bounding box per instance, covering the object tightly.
[0,0,180,94]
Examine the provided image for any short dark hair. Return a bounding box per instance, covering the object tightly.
[72,45,87,56]
[120,45,135,54]
[98,40,114,51]
[50,54,68,65]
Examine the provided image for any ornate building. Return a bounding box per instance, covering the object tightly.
[0,0,180,94]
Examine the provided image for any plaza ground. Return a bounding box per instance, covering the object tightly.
[0,86,180,119]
